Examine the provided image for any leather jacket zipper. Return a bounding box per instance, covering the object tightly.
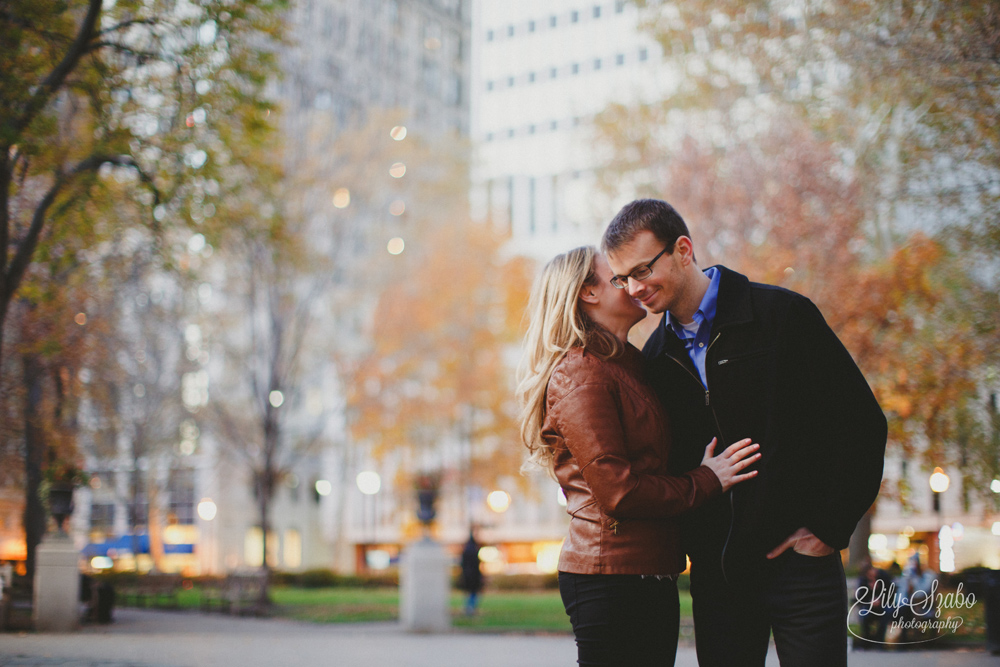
[665,333,735,584]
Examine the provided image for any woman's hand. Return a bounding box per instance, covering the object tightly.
[700,438,760,492]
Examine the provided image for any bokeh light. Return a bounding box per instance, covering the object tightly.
[356,471,381,495]
[333,188,350,208]
[487,490,511,513]
[389,162,406,178]
[390,125,407,141]
[929,467,950,493]
[387,237,405,255]
[197,498,217,521]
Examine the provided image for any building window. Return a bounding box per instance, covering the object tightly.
[593,6,601,18]
[529,177,537,234]
[486,80,494,91]
[594,58,602,70]
[90,503,116,530]
[550,119,558,131]
[528,20,536,32]
[486,132,494,142]
[528,124,536,134]
[284,529,302,569]
[486,29,494,41]
[550,15,557,28]
[571,10,579,23]
[507,24,515,37]
[244,527,279,568]
[571,63,580,75]
[446,75,462,106]
[507,128,515,138]
[168,469,195,525]
[616,53,625,66]
[550,66,558,78]
[507,76,515,87]
[639,47,649,61]
[616,0,625,12]
[528,71,536,83]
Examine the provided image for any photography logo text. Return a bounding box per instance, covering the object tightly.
[850,579,976,645]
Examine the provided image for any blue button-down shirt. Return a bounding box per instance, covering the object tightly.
[667,267,720,388]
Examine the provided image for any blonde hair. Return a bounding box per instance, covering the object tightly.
[516,246,623,473]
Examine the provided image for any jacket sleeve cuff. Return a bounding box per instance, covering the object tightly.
[688,465,724,500]
[806,522,850,552]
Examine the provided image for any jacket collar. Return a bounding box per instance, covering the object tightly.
[643,265,754,360]
[711,265,754,332]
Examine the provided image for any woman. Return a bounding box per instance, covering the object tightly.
[516,246,759,666]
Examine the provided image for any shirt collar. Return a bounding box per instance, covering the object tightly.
[667,266,720,337]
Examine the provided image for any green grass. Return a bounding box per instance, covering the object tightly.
[272,586,400,623]
[451,591,570,633]
[154,584,695,634]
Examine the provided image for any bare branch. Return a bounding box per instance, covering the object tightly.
[13,0,103,139]
[3,153,160,316]
[98,17,163,37]
[86,41,162,62]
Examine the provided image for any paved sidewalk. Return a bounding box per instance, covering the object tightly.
[0,609,997,666]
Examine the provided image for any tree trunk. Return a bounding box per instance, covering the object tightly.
[23,351,46,584]
[257,474,272,613]
[148,481,165,572]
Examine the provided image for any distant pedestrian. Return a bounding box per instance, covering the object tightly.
[459,530,484,616]
[855,560,891,648]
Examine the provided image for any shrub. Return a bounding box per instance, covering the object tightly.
[486,573,559,591]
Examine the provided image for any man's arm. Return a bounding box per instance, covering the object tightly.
[772,296,887,554]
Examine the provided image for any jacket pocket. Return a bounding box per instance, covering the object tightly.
[569,499,601,522]
[715,348,771,367]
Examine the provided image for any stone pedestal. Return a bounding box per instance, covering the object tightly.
[33,534,80,632]
[399,538,451,633]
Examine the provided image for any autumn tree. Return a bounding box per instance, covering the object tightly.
[201,109,476,598]
[347,217,533,530]
[1,0,285,577]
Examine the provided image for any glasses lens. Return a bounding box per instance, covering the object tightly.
[610,277,626,289]
[631,266,653,281]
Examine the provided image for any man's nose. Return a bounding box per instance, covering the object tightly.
[627,278,644,297]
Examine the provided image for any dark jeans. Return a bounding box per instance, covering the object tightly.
[690,550,848,667]
[558,571,679,667]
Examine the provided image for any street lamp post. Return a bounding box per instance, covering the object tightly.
[929,467,951,571]
[356,471,381,562]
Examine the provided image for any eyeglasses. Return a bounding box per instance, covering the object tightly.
[609,246,670,289]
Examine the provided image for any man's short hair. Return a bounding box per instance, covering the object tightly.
[601,199,692,255]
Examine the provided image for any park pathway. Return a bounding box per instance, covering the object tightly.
[1,609,997,666]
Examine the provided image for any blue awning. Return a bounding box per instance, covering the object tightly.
[82,534,194,557]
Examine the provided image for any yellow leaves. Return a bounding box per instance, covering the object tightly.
[346,218,533,484]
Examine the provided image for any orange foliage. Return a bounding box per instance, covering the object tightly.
[347,220,533,490]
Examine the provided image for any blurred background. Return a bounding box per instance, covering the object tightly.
[1,0,998,592]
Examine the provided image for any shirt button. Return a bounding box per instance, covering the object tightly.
[698,343,704,348]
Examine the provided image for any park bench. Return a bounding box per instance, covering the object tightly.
[118,573,182,609]
[201,572,267,616]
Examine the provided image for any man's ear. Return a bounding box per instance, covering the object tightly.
[578,285,599,305]
[674,236,696,266]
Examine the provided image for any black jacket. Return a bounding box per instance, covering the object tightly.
[643,266,887,582]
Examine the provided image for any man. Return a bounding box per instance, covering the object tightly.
[603,199,887,666]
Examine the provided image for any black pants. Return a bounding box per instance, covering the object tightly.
[690,550,848,667]
[558,571,679,667]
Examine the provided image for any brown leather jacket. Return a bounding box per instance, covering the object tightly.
[544,345,722,575]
